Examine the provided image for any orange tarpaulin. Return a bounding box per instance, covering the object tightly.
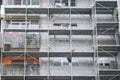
[3,57,38,64]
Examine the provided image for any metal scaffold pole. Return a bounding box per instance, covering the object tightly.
[69,0,73,80]
[24,0,28,80]
[117,0,120,38]
[95,0,100,79]
[1,3,6,80]
[92,0,100,80]
[48,0,50,80]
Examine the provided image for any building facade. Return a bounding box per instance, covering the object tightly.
[0,0,120,80]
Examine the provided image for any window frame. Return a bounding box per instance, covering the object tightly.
[53,23,77,29]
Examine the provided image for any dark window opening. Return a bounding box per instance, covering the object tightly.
[14,0,21,5]
[62,0,68,6]
[54,24,61,26]
[105,63,110,66]
[71,0,75,6]
[99,63,110,66]
[99,63,103,65]
[23,0,30,5]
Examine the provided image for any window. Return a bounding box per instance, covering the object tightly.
[53,0,75,7]
[10,20,38,26]
[71,24,77,28]
[21,23,25,25]
[71,24,77,27]
[31,0,39,5]
[54,0,60,4]
[99,63,110,67]
[31,20,38,24]
[62,24,69,28]
[54,0,68,6]
[7,0,40,5]
[71,0,75,6]
[23,0,30,5]
[11,20,25,25]
[6,20,10,24]
[53,23,77,29]
[7,0,12,5]
[12,20,25,22]
[12,23,20,25]
[53,23,69,29]
[14,0,21,5]
[23,0,39,5]
[105,63,110,66]
[49,0,55,5]
[62,0,68,6]
[54,24,61,26]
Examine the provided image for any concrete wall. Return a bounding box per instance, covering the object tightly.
[33,57,95,76]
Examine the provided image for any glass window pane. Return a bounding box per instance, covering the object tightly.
[12,23,20,25]
[54,24,61,26]
[49,0,55,5]
[71,0,75,6]
[31,20,38,24]
[55,0,60,3]
[62,0,68,6]
[14,0,21,5]
[23,0,26,5]
[23,0,30,5]
[7,0,12,5]
[6,20,10,24]
[12,20,25,22]
[32,0,39,5]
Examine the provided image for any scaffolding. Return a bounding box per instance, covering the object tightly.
[0,0,120,80]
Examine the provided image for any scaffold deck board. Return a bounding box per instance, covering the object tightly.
[98,45,120,51]
[4,29,93,35]
[2,51,118,57]
[97,29,116,35]
[96,1,117,7]
[97,22,119,29]
[2,76,95,80]
[100,75,119,80]
[99,69,120,76]
[96,8,115,14]
[5,8,92,14]
[96,1,117,14]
